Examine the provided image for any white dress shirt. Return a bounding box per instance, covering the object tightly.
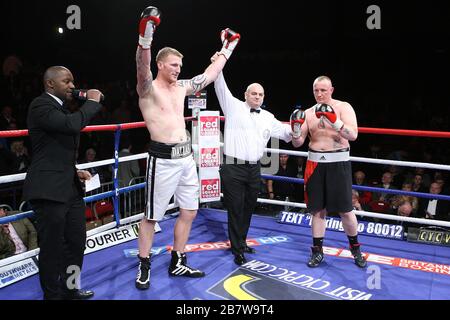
[426,199,438,216]
[214,72,292,162]
[7,223,27,254]
[47,92,64,106]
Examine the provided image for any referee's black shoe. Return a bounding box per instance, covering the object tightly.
[233,253,247,266]
[307,246,324,268]
[243,246,256,254]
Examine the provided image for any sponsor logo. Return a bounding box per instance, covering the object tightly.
[200,147,220,168]
[207,260,372,300]
[199,116,219,136]
[201,179,220,199]
[278,211,404,240]
[0,259,39,288]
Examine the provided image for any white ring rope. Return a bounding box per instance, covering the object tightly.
[0,203,179,268]
[0,153,149,184]
[1,144,449,270]
[262,147,450,171]
[1,143,449,185]
[252,196,450,228]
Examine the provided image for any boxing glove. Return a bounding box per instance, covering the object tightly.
[139,6,161,49]
[290,109,306,138]
[315,104,344,131]
[219,28,241,60]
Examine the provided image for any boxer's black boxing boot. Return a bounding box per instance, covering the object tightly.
[135,255,151,290]
[307,246,324,268]
[350,244,367,268]
[168,251,205,278]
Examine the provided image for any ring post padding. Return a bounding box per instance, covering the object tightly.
[113,125,122,227]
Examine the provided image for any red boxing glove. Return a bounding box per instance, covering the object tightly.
[219,28,241,60]
[290,109,306,138]
[315,104,344,131]
[139,6,161,49]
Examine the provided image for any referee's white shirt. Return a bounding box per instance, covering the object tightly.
[214,72,293,162]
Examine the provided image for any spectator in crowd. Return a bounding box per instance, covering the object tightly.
[433,171,449,194]
[414,167,432,189]
[396,181,419,214]
[10,139,30,173]
[80,147,110,183]
[292,156,305,203]
[0,143,14,175]
[266,153,297,203]
[412,173,427,193]
[0,206,38,258]
[351,190,363,211]
[371,171,397,208]
[353,170,372,205]
[0,105,16,130]
[390,200,415,229]
[118,136,140,187]
[417,182,449,221]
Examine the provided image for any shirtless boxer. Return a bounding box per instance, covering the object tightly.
[290,76,367,268]
[134,6,240,289]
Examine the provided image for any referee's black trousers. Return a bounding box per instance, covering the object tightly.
[220,163,261,255]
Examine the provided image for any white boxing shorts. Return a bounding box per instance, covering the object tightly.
[145,139,199,221]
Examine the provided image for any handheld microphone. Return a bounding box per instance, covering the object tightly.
[72,89,105,102]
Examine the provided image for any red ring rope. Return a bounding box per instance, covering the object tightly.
[1,118,449,138]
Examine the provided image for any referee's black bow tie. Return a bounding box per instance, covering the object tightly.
[250,108,260,113]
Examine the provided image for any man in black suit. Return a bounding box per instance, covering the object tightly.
[23,66,102,300]
[417,182,450,222]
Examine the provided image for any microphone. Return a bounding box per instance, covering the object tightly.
[72,89,105,102]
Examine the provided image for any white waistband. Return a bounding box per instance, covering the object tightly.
[308,150,350,163]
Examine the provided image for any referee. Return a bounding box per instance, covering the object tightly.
[213,66,295,265]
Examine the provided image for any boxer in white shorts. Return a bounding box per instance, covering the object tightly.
[145,139,199,221]
[134,6,240,290]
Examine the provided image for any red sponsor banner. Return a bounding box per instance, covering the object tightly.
[200,116,219,136]
[323,246,450,275]
[200,147,220,168]
[184,239,259,252]
[201,178,220,199]
[156,237,450,276]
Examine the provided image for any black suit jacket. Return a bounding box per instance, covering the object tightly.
[417,197,450,221]
[23,93,102,203]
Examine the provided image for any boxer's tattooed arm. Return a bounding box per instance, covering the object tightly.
[136,48,153,97]
[339,126,358,141]
[178,73,208,95]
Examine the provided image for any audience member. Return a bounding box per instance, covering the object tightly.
[417,182,449,221]
[266,153,297,203]
[353,170,372,205]
[118,136,140,187]
[10,140,30,173]
[0,206,38,257]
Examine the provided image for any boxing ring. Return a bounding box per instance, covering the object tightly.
[0,117,449,300]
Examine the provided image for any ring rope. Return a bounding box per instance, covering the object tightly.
[1,120,449,264]
[1,119,449,138]
[260,174,450,201]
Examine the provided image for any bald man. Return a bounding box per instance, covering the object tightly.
[291,75,367,268]
[23,66,103,299]
[213,61,294,265]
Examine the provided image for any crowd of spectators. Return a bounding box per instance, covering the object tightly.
[1,54,449,240]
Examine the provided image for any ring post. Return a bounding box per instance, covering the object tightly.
[113,125,122,227]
